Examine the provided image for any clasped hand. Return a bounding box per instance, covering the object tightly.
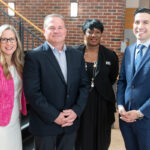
[54,109,77,127]
[119,109,139,123]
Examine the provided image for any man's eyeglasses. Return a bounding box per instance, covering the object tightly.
[0,38,16,44]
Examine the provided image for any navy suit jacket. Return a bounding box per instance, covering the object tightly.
[23,42,89,136]
[117,42,150,128]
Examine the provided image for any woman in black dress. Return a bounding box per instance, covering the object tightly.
[74,19,119,150]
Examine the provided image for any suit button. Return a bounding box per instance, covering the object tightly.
[128,99,131,102]
[67,94,69,98]
[131,85,135,88]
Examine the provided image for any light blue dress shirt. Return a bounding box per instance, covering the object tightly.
[135,39,150,59]
[47,42,67,83]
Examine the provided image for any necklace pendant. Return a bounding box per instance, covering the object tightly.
[85,63,87,71]
[93,62,97,68]
[91,82,94,87]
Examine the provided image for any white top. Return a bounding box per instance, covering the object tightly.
[8,65,22,125]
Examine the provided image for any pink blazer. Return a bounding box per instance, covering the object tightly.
[0,64,27,126]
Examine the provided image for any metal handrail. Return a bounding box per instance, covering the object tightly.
[0,8,44,51]
[0,0,43,33]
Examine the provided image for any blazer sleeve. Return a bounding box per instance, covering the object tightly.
[23,52,60,124]
[140,98,150,118]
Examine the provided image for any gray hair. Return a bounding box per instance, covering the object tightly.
[43,14,65,29]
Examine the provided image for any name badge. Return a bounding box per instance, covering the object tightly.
[106,61,111,65]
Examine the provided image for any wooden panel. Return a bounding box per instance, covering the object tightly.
[125,8,136,29]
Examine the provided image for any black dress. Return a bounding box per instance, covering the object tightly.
[74,44,118,150]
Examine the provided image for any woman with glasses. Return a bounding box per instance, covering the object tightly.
[74,19,119,150]
[0,24,27,150]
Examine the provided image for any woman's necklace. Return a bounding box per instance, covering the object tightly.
[85,61,97,88]
[84,46,99,89]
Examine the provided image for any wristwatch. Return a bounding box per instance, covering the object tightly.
[136,110,144,120]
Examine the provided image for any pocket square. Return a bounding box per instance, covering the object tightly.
[106,61,111,65]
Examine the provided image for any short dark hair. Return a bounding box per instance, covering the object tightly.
[82,19,104,34]
[134,8,150,16]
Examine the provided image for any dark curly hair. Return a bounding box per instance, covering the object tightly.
[82,19,104,34]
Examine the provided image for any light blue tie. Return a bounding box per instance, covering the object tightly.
[134,44,145,72]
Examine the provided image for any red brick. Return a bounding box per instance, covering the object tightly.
[0,0,125,64]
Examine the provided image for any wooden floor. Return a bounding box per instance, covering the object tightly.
[109,129,125,150]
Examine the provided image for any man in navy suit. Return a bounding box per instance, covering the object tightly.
[23,14,89,150]
[117,8,150,150]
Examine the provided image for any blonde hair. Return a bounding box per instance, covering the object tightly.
[0,24,23,79]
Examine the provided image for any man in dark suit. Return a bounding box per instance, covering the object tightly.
[23,14,89,150]
[117,8,150,150]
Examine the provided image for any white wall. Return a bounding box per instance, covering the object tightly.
[126,0,139,8]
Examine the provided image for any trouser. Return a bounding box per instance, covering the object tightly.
[34,131,76,150]
[120,119,150,150]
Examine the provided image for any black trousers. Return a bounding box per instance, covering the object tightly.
[34,131,76,150]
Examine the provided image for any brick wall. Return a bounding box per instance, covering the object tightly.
[0,0,125,63]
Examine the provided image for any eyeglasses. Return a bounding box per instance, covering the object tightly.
[0,37,16,44]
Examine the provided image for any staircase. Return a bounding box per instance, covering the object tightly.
[0,7,44,51]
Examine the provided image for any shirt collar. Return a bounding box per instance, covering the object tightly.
[46,41,67,52]
[136,39,150,48]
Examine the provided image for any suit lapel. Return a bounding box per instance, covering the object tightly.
[130,44,136,78]
[65,47,71,87]
[43,42,66,84]
[95,46,101,77]
[136,46,150,73]
[95,45,104,77]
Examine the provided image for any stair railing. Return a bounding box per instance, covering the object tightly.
[0,0,44,51]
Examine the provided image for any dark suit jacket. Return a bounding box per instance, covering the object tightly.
[74,44,119,104]
[23,42,89,136]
